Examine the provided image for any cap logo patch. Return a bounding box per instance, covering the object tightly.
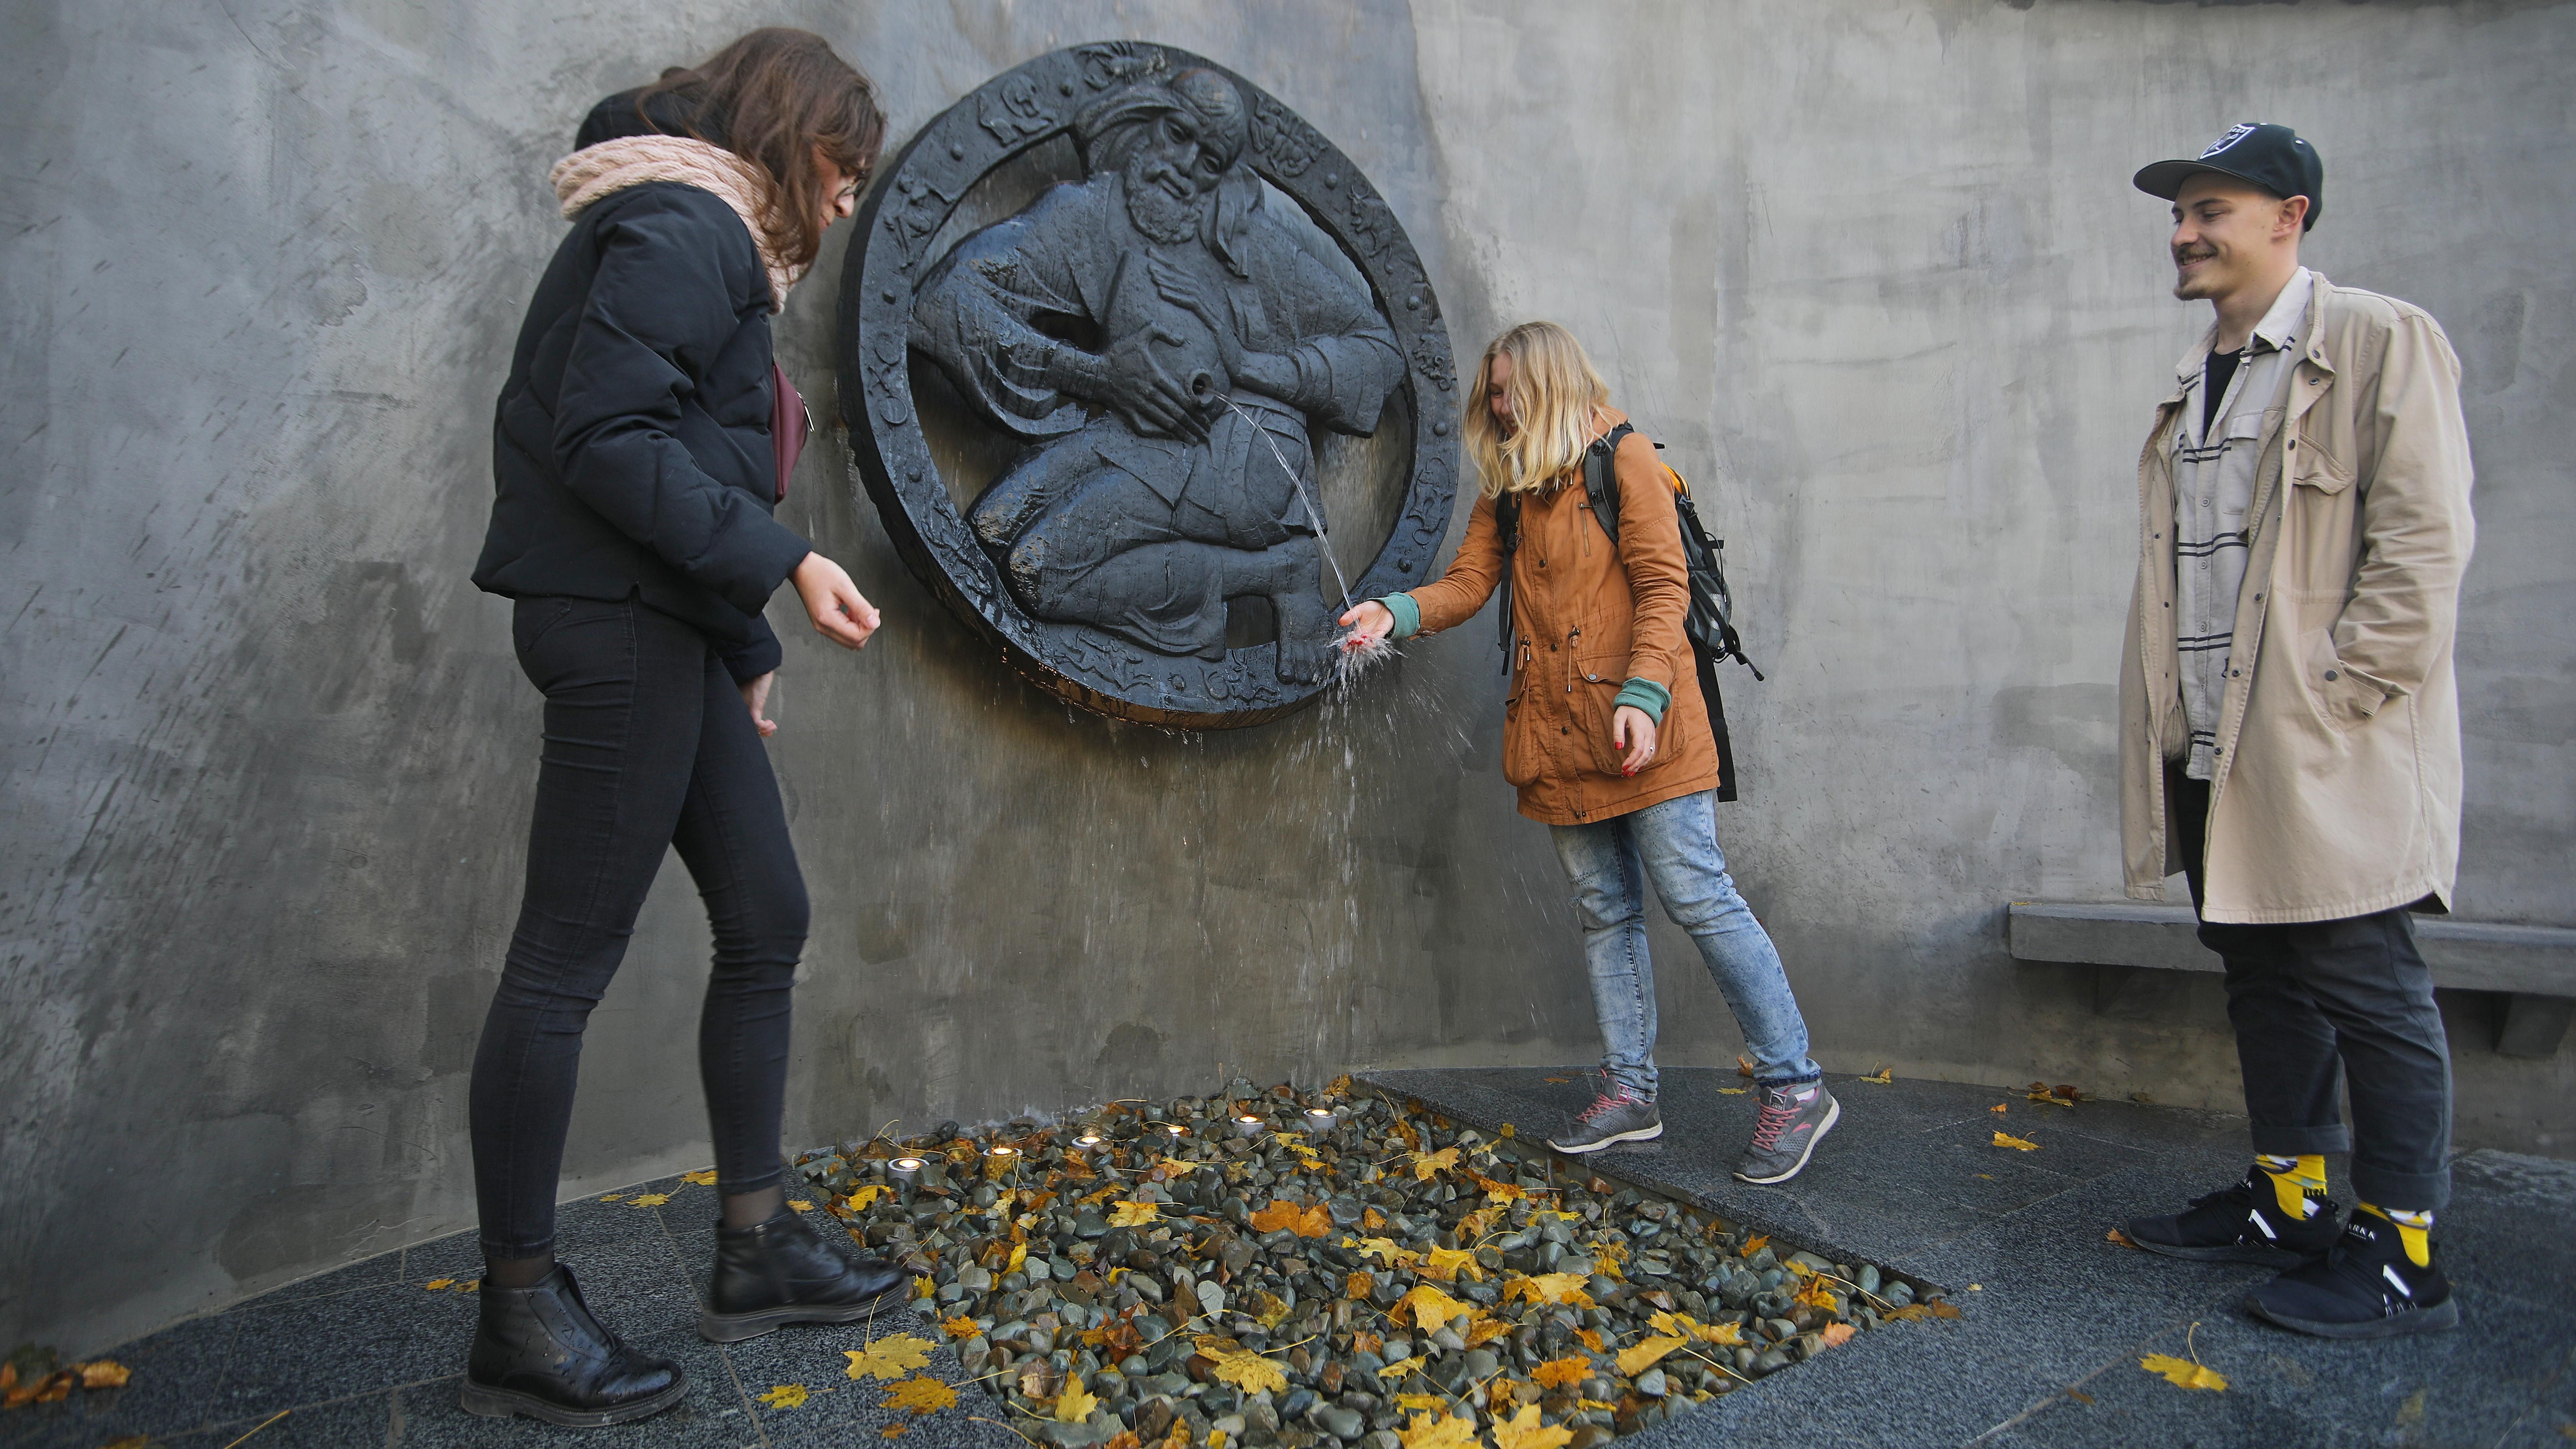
[2201,124,2258,159]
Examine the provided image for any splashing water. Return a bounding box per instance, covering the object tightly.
[1211,391,1393,686]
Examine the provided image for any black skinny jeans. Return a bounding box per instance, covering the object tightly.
[470,596,807,1257]
[2170,770,2453,1212]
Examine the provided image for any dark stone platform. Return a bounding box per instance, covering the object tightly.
[1364,1067,2576,1449]
[10,1069,2571,1448]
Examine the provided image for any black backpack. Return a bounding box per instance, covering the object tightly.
[1495,422,1764,800]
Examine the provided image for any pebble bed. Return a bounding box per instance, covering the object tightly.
[795,1078,1944,1449]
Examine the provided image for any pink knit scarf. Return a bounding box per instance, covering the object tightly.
[550,135,801,310]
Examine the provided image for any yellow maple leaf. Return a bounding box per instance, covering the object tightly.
[1249,1199,1330,1238]
[1465,1316,1513,1348]
[1201,1346,1288,1396]
[1109,1201,1161,1227]
[1741,1234,1769,1255]
[1860,1066,1893,1084]
[759,1383,810,1410]
[1993,1131,2040,1152]
[682,1169,719,1186]
[1614,1334,1687,1377]
[790,1200,813,1212]
[1344,1271,1374,1300]
[1488,1403,1574,1449]
[76,1361,131,1389]
[1575,1328,1604,1353]
[1531,1356,1591,1390]
[1991,1103,2010,1115]
[2140,1354,2227,1391]
[1420,1246,1484,1283]
[1395,1284,1471,1332]
[1793,1277,1839,1312]
[881,1425,909,1439]
[913,1275,935,1299]
[423,1278,455,1291]
[1055,1382,1100,1423]
[845,1334,936,1381]
[1397,1411,1480,1449]
[884,1375,958,1414]
[1007,1241,1029,1277]
[1392,1393,1452,1412]
[1818,1323,1856,1349]
[1352,1237,1415,1268]
[629,1192,672,1207]
[1503,1272,1591,1306]
[1362,1207,1387,1230]
[847,1184,892,1212]
[940,1314,979,1339]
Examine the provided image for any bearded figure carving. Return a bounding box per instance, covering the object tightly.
[909,68,1405,683]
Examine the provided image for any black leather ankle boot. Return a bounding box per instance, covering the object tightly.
[459,1263,685,1426]
[701,1207,908,1342]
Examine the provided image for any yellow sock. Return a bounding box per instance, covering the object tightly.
[2254,1153,2328,1220]
[2356,1202,2433,1268]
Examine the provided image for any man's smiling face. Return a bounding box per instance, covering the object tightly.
[2169,172,2302,303]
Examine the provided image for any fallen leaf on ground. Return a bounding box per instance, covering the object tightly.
[1993,1131,2040,1151]
[1737,1055,1756,1079]
[2140,1354,2227,1391]
[1197,1344,1288,1396]
[790,1200,812,1211]
[883,1375,957,1414]
[1614,1334,1687,1376]
[912,1275,935,1299]
[1543,1076,1572,1084]
[1860,1066,1893,1084]
[1793,1277,1839,1312]
[1574,1328,1604,1353]
[1494,1268,1587,1304]
[2106,1228,2138,1249]
[760,1383,810,1410]
[598,1193,623,1201]
[1007,1241,1028,1276]
[423,1278,454,1291]
[1055,1383,1099,1423]
[881,1424,909,1438]
[629,1192,671,1207]
[1465,1317,1514,1349]
[99,1439,151,1449]
[1717,1087,1748,1095]
[1990,1104,2009,1115]
[1362,1207,1386,1230]
[1740,1234,1769,1255]
[681,1170,719,1186]
[1345,1271,1374,1300]
[1392,1394,1451,1413]
[1818,1323,1856,1349]
[1109,1201,1161,1227]
[1410,1147,1460,1180]
[1249,1199,1330,1238]
[941,1314,979,1339]
[1488,1403,1575,1449]
[1395,1284,1472,1332]
[76,1362,130,1389]
[1420,1246,1484,1283]
[1396,1410,1480,1449]
[845,1334,935,1380]
[846,1184,891,1212]
[1531,1356,1591,1390]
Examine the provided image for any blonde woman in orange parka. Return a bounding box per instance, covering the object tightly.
[1341,322,1839,1182]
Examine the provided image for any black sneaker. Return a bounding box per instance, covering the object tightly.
[2246,1212,2458,1339]
[1734,1082,1838,1184]
[1549,1079,1661,1153]
[2124,1166,2341,1268]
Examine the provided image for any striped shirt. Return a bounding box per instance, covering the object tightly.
[2170,267,2312,780]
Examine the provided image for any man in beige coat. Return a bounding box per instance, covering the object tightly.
[2112,125,2476,1341]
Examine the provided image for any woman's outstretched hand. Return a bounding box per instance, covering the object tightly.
[1613,704,1659,776]
[792,552,880,650]
[1337,598,1395,643]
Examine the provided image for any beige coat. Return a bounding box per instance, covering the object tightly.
[2120,274,2475,924]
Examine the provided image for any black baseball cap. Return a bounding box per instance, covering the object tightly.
[2134,123,2323,232]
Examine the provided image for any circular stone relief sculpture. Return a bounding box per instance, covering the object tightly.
[838,42,1457,729]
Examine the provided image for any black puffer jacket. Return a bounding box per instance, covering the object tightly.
[473,92,806,680]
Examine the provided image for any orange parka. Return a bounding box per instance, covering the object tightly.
[1400,412,1718,825]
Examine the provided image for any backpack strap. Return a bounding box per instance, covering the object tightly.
[1578,422,1636,545]
[1493,492,1520,673]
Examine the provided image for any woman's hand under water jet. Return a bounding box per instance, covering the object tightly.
[1337,599,1395,646]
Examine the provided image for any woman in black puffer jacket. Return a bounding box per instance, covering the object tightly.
[463,30,892,1428]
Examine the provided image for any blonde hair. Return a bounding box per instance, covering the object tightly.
[1463,321,1610,499]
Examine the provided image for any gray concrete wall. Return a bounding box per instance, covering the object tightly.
[3,0,2568,1356]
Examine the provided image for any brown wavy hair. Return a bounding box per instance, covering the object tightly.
[634,28,886,273]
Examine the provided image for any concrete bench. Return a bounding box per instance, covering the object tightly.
[2006,900,2576,1059]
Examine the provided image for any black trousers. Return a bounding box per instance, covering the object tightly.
[470,596,807,1257]
[2170,771,2452,1211]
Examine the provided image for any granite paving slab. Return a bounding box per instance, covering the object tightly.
[1363,1066,2576,1449]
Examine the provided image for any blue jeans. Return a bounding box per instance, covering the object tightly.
[1549,790,1819,1098]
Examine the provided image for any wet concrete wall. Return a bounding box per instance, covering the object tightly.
[4,0,2569,1355]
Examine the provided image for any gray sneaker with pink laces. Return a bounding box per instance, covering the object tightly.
[1549,1081,1663,1153]
[1735,1081,1839,1184]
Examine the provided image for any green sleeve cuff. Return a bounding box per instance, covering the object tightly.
[1614,677,1671,723]
[1378,594,1421,639]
